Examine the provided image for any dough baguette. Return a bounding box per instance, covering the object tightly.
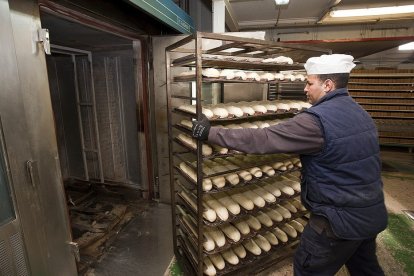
[209,254,225,270]
[231,220,251,235]
[203,257,217,276]
[179,190,216,222]
[242,189,266,208]
[263,231,279,246]
[206,227,226,247]
[212,193,240,215]
[275,204,292,219]
[251,185,276,203]
[179,162,212,191]
[219,223,241,242]
[232,244,247,259]
[289,220,305,233]
[261,182,282,197]
[255,211,274,227]
[272,161,288,171]
[280,223,298,238]
[265,208,284,222]
[221,248,239,265]
[177,133,212,156]
[242,239,262,256]
[254,234,272,252]
[272,227,288,242]
[204,194,229,221]
[225,190,254,211]
[290,198,306,211]
[245,215,262,231]
[281,201,298,214]
[182,215,214,251]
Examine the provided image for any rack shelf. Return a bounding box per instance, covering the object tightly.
[166,32,329,275]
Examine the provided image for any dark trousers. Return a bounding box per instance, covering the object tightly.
[293,222,384,276]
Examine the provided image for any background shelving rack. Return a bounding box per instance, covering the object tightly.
[349,69,414,151]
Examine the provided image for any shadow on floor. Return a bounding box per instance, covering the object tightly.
[91,202,173,276]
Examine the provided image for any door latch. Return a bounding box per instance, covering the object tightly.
[67,241,80,262]
[32,28,50,55]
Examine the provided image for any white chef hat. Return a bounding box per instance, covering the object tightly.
[304,54,356,75]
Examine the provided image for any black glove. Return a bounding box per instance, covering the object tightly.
[192,114,211,141]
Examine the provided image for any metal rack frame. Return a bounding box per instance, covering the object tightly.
[166,32,330,275]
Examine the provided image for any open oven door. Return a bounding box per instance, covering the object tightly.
[0,0,77,275]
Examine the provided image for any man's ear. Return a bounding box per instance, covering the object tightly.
[326,79,335,91]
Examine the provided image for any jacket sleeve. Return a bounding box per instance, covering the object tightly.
[208,113,324,154]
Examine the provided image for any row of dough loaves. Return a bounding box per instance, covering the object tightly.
[177,100,311,119]
[179,68,305,82]
[179,198,306,252]
[179,182,304,224]
[178,157,301,191]
[203,217,308,275]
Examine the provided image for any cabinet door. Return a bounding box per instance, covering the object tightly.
[0,0,77,275]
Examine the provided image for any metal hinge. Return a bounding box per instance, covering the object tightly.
[32,28,51,55]
[67,241,80,262]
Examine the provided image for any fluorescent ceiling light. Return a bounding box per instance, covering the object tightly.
[399,42,414,51]
[330,5,414,17]
[275,0,289,6]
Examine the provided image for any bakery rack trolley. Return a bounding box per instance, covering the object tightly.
[166,32,330,275]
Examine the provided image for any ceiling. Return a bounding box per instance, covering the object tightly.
[222,0,414,67]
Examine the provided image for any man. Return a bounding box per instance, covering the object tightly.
[192,54,387,275]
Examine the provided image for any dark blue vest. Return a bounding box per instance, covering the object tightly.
[300,88,387,240]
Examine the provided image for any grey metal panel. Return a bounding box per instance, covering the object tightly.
[75,55,102,181]
[46,56,85,179]
[0,0,50,274]
[10,232,29,276]
[151,35,187,203]
[0,239,13,276]
[93,49,140,185]
[7,0,77,275]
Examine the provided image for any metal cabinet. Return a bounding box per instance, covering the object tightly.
[0,0,77,275]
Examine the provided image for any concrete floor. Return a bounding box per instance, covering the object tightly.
[90,202,173,276]
[87,147,413,276]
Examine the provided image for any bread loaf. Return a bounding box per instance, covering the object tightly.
[242,239,262,256]
[272,227,288,242]
[231,220,250,235]
[179,162,212,191]
[206,227,226,247]
[289,220,305,233]
[265,208,283,222]
[225,190,254,211]
[280,223,298,238]
[202,68,220,78]
[275,204,291,219]
[204,194,229,221]
[255,211,273,227]
[263,231,279,246]
[232,244,247,259]
[242,189,266,208]
[254,234,272,252]
[212,193,240,215]
[281,201,297,214]
[209,254,225,270]
[219,223,241,242]
[221,248,239,265]
[251,185,276,203]
[203,257,217,276]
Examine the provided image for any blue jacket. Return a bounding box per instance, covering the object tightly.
[300,88,387,240]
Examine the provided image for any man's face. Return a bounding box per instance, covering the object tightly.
[304,75,326,104]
